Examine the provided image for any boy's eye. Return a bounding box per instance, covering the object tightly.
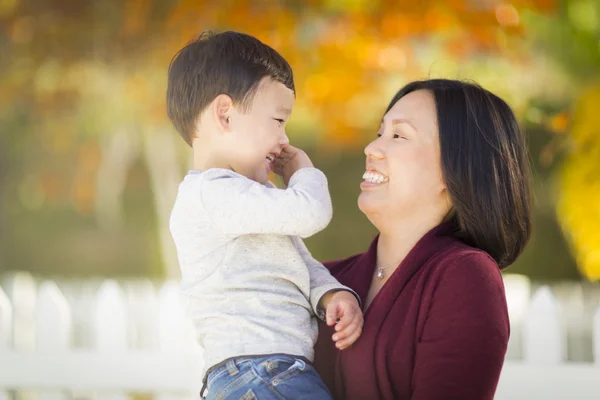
[274,118,284,125]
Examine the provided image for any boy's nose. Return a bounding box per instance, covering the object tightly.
[279,133,289,145]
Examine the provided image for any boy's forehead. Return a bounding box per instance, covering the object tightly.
[258,77,292,94]
[255,78,295,107]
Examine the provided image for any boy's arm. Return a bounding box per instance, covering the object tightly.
[200,168,332,238]
[290,235,361,316]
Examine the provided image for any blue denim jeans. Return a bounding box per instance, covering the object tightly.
[203,355,333,400]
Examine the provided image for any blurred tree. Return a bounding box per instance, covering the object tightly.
[556,83,600,281]
[1,0,563,278]
[521,0,600,281]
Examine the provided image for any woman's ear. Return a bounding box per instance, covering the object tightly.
[213,94,234,133]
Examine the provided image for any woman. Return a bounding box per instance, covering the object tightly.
[313,79,532,400]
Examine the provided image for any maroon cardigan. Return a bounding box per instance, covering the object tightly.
[313,222,510,400]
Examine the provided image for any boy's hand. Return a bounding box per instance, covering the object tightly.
[272,144,313,186]
[320,290,363,350]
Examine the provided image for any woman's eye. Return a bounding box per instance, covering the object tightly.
[378,132,406,139]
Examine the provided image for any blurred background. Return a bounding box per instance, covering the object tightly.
[1,0,600,282]
[1,0,600,398]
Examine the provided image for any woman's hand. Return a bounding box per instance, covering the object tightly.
[271,144,313,186]
[321,290,364,350]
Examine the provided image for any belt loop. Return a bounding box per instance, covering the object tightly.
[226,359,239,376]
[200,380,208,399]
[200,368,210,399]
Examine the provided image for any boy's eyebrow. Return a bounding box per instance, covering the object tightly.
[278,106,292,116]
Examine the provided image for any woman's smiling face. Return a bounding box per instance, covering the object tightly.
[358,89,449,224]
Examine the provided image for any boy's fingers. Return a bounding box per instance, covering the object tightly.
[326,303,339,326]
[334,312,352,331]
[334,305,360,331]
[336,326,363,350]
[281,144,296,155]
[335,323,363,349]
[341,317,362,337]
[332,316,361,341]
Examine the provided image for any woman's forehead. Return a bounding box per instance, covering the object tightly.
[384,90,438,135]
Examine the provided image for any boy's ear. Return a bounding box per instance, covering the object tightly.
[213,94,234,133]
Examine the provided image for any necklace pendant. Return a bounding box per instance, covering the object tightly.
[376,269,385,279]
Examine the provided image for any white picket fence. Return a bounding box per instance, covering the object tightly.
[0,272,599,400]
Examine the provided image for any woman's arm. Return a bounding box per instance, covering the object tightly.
[412,252,510,400]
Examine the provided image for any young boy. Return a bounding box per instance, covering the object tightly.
[167,31,363,400]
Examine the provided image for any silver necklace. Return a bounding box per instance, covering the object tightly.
[375,263,394,279]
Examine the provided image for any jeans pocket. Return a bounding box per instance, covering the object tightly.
[213,371,255,400]
[269,358,307,385]
[239,389,256,400]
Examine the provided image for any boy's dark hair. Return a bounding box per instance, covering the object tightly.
[166,31,295,146]
[386,79,532,268]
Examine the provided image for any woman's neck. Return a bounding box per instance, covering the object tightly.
[375,213,445,270]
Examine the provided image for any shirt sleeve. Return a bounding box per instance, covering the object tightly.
[199,168,333,238]
[411,252,510,400]
[290,235,361,316]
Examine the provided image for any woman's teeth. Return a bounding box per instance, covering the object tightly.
[362,171,388,184]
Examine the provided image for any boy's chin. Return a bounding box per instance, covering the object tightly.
[253,170,269,185]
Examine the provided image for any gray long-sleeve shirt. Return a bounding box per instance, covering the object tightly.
[169,167,354,372]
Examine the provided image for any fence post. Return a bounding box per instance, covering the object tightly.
[36,281,71,352]
[523,286,564,364]
[156,281,202,400]
[8,272,37,352]
[594,305,600,365]
[503,274,531,360]
[125,279,159,350]
[95,280,128,400]
[4,273,37,400]
[0,287,12,400]
[0,286,12,351]
[36,281,71,400]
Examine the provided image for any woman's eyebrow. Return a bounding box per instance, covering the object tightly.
[381,118,417,131]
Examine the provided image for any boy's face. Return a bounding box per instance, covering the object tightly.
[227,77,295,184]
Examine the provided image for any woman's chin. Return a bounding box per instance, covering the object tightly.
[358,192,381,215]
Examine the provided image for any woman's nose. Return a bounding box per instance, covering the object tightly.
[364,138,384,159]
